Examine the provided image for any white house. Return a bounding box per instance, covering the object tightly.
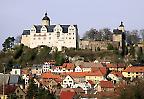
[75,65,83,72]
[10,68,21,75]
[42,62,52,73]
[62,75,75,88]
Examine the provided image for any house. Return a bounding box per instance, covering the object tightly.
[21,13,78,51]
[42,62,52,73]
[85,70,106,84]
[10,68,21,75]
[15,86,26,99]
[61,63,75,72]
[0,85,17,99]
[122,66,144,79]
[60,72,87,83]
[106,63,126,72]
[78,62,104,72]
[62,75,75,88]
[107,71,123,83]
[96,81,114,92]
[31,64,43,76]
[74,65,83,72]
[41,72,61,87]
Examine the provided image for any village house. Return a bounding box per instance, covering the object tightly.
[96,81,114,92]
[106,63,126,72]
[122,66,144,79]
[62,75,75,88]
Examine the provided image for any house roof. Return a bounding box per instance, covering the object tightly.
[86,70,104,76]
[60,91,76,99]
[123,66,144,72]
[22,30,30,35]
[110,71,123,77]
[99,81,114,88]
[60,72,88,78]
[22,24,77,35]
[91,67,107,75]
[79,62,104,68]
[87,80,95,85]
[106,63,125,68]
[41,72,60,79]
[62,63,75,70]
[0,85,17,95]
[9,75,20,84]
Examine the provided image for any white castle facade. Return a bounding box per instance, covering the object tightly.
[21,13,79,51]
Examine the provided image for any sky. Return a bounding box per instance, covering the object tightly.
[0,0,144,49]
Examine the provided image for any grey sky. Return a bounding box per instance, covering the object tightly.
[0,0,144,49]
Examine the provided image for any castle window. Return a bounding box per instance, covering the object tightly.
[33,38,35,40]
[69,37,71,39]
[69,33,71,35]
[49,37,51,39]
[73,33,74,35]
[38,37,40,40]
[49,33,51,35]
[57,32,60,38]
[73,37,74,39]
[43,37,46,40]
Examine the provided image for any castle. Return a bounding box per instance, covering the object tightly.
[21,13,79,51]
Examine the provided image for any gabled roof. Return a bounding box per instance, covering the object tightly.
[99,81,114,88]
[123,66,144,72]
[23,24,77,34]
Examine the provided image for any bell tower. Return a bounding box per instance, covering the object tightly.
[41,12,50,26]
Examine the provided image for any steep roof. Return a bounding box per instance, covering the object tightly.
[22,30,30,35]
[22,24,77,34]
[110,71,123,77]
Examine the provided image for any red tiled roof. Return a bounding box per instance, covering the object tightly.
[41,72,60,79]
[0,85,17,95]
[123,66,144,72]
[62,63,75,70]
[60,72,88,78]
[60,91,76,99]
[86,70,104,76]
[110,71,123,77]
[100,81,114,88]
[106,63,125,68]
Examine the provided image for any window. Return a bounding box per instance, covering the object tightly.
[33,38,35,40]
[49,37,51,39]
[64,81,66,83]
[15,71,17,74]
[136,72,138,74]
[69,81,72,83]
[128,72,130,74]
[57,32,60,38]
[17,90,19,93]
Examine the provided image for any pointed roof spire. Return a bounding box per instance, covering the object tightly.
[119,21,124,27]
[42,12,50,20]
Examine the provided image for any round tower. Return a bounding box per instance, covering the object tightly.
[41,12,50,26]
[118,22,125,32]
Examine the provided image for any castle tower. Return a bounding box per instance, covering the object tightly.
[41,12,50,26]
[118,22,125,32]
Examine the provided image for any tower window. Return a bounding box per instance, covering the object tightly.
[57,32,60,38]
